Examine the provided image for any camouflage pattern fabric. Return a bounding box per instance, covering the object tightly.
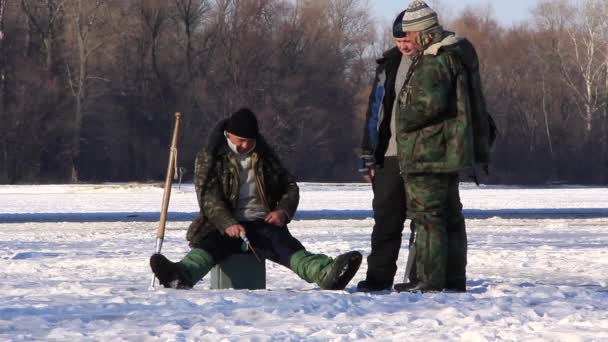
[397,27,484,290]
[186,120,299,245]
[442,38,497,169]
[405,172,467,289]
[396,40,472,173]
[202,148,298,232]
[396,28,495,174]
[404,173,448,288]
[445,208,467,290]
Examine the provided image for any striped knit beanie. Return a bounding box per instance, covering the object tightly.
[402,0,439,32]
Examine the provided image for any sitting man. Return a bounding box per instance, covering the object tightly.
[150,108,362,290]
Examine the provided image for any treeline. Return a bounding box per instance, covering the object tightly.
[449,0,608,184]
[0,0,606,185]
[0,0,374,183]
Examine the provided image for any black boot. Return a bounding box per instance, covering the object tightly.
[356,280,392,292]
[445,279,466,292]
[319,251,362,290]
[150,254,193,289]
[394,281,442,293]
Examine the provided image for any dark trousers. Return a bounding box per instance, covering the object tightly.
[365,157,413,285]
[193,220,305,269]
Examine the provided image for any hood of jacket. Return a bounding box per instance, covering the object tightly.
[424,33,462,56]
[416,29,480,72]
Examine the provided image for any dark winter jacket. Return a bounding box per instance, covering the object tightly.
[361,47,403,167]
[186,119,299,246]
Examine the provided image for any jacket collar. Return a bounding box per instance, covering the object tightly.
[225,131,256,155]
[377,46,402,65]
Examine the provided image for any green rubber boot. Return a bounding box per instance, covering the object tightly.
[290,250,362,290]
[290,250,332,284]
[178,248,216,286]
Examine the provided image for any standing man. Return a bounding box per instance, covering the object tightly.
[151,108,362,290]
[356,11,417,292]
[393,0,495,293]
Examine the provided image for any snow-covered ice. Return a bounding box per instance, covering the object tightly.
[0,183,607,341]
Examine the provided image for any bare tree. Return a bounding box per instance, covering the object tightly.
[0,0,5,43]
[139,0,169,85]
[0,0,4,39]
[174,0,210,79]
[531,28,560,157]
[0,0,6,108]
[20,0,66,72]
[534,0,608,138]
[4,0,608,184]
[64,0,110,182]
[0,0,7,182]
[605,35,608,140]
[326,0,372,64]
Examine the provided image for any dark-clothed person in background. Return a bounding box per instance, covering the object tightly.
[356,10,418,292]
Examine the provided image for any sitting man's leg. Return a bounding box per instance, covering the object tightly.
[150,231,240,289]
[246,221,362,290]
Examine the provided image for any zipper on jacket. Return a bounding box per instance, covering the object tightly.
[252,153,271,212]
[227,154,240,204]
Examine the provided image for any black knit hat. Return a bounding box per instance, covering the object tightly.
[226,108,259,139]
[393,10,406,38]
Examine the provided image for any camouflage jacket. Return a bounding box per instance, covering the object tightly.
[186,119,299,245]
[396,29,495,174]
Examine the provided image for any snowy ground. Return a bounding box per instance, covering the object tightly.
[0,183,607,341]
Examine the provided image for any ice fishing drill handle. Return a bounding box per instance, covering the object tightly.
[151,112,181,287]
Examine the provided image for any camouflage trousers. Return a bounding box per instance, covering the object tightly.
[404,172,467,290]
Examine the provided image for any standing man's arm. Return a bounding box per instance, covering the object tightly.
[360,67,384,182]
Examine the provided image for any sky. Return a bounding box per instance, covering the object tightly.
[372,0,538,27]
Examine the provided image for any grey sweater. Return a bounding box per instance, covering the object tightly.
[226,136,267,221]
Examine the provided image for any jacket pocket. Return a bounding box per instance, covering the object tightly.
[413,122,446,164]
[398,130,417,173]
[186,213,206,243]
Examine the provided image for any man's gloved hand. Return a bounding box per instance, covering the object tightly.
[265,210,287,226]
[358,154,376,183]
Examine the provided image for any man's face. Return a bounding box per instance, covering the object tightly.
[403,31,421,54]
[395,36,417,57]
[227,132,256,153]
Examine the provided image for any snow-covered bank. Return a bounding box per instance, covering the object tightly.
[1,184,607,341]
[2,183,608,223]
